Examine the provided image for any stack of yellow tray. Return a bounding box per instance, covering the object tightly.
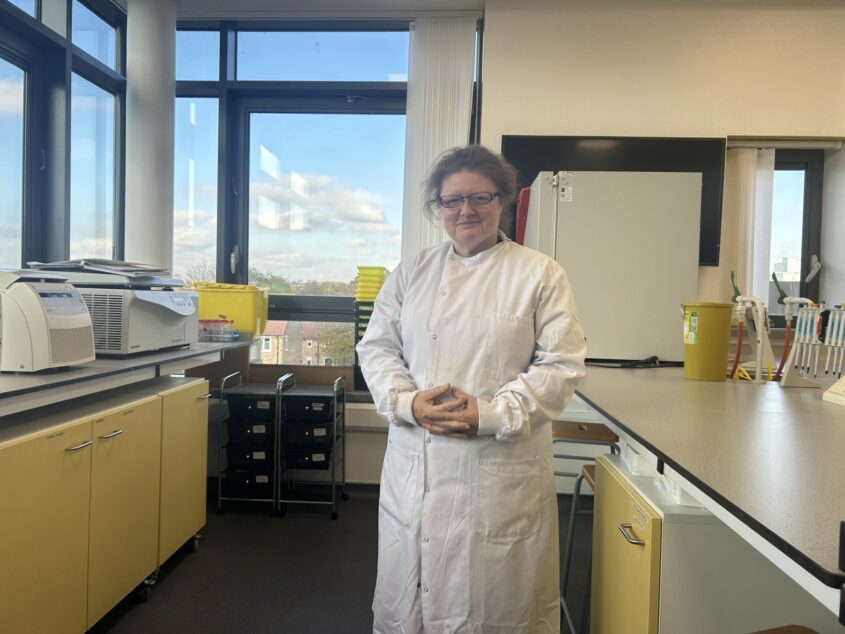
[355,266,388,302]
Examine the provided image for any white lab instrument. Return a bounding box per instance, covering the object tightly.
[0,270,95,372]
[28,261,198,356]
[525,171,701,362]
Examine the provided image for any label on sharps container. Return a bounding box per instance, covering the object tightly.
[684,311,698,345]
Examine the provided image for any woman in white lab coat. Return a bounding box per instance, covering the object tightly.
[357,145,587,633]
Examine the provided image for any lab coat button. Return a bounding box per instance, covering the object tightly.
[425,487,430,492]
[440,290,447,296]
[423,587,429,593]
[426,437,431,443]
[423,537,429,543]
[432,334,437,340]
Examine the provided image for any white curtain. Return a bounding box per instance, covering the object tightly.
[401,17,477,259]
[729,147,775,300]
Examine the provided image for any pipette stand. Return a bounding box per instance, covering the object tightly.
[822,375,845,406]
[745,306,777,375]
[779,343,820,388]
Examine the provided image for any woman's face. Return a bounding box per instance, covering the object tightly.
[439,170,503,257]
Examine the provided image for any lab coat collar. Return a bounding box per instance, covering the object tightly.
[448,231,511,267]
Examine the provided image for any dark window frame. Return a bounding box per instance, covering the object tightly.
[176,22,411,331]
[769,149,824,327]
[0,0,126,265]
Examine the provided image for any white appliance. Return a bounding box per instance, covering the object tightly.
[0,270,95,372]
[26,265,199,356]
[525,171,702,362]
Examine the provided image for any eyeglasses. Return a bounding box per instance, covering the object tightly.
[430,192,500,209]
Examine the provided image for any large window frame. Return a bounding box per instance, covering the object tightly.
[176,20,409,328]
[0,0,126,265]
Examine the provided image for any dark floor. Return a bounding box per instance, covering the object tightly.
[90,485,593,634]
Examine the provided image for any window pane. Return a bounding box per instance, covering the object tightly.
[70,73,115,260]
[247,112,404,295]
[9,0,36,17]
[173,98,218,282]
[72,0,117,70]
[237,31,409,81]
[255,320,355,366]
[0,58,25,268]
[176,31,219,81]
[769,169,805,312]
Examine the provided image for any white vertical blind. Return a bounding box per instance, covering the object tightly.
[401,17,477,259]
[728,147,774,299]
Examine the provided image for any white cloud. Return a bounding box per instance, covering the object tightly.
[248,171,400,234]
[346,238,368,247]
[0,78,24,115]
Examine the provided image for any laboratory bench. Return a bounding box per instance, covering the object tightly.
[575,367,845,630]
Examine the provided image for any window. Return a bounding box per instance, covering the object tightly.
[237,31,408,81]
[175,31,219,81]
[324,358,332,366]
[305,357,312,366]
[0,57,25,268]
[767,149,823,316]
[261,337,272,352]
[9,1,35,17]
[173,97,218,282]
[70,72,116,259]
[176,24,409,366]
[72,1,117,70]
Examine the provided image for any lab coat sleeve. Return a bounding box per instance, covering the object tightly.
[355,267,419,427]
[475,265,587,440]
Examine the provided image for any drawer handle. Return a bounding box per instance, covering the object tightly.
[65,440,93,452]
[617,523,646,546]
[197,393,212,400]
[98,429,123,440]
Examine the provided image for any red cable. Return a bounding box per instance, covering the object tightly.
[774,322,791,381]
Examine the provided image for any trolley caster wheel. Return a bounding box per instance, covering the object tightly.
[330,512,339,520]
[341,492,349,501]
[138,585,153,603]
[190,536,201,552]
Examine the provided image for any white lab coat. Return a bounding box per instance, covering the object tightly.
[357,236,587,634]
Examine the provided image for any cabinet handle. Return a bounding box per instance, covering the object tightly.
[65,440,93,452]
[98,429,123,439]
[197,393,212,400]
[617,523,646,546]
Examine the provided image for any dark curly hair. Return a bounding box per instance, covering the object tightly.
[422,145,519,221]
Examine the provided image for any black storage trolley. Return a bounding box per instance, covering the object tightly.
[278,377,348,519]
[217,371,295,514]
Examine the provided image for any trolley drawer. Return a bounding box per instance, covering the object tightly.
[225,444,274,471]
[284,448,331,470]
[283,394,334,423]
[226,419,275,445]
[221,468,273,499]
[284,422,333,446]
[227,394,275,422]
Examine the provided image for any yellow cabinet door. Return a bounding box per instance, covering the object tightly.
[87,397,162,629]
[158,379,210,565]
[0,417,92,634]
[591,456,662,634]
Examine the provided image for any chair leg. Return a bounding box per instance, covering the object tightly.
[561,473,584,634]
[579,540,593,634]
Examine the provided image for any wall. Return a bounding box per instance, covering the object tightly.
[481,0,845,301]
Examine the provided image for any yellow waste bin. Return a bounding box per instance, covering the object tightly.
[682,302,733,381]
[193,283,269,337]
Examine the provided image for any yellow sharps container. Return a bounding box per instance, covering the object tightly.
[682,302,733,381]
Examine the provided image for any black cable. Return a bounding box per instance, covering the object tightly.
[585,355,683,369]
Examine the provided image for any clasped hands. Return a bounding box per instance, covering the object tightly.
[411,383,479,439]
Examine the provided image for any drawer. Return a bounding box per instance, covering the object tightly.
[226,419,275,446]
[284,448,331,470]
[225,444,274,471]
[227,394,275,422]
[284,422,333,446]
[221,468,273,499]
[284,394,334,423]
